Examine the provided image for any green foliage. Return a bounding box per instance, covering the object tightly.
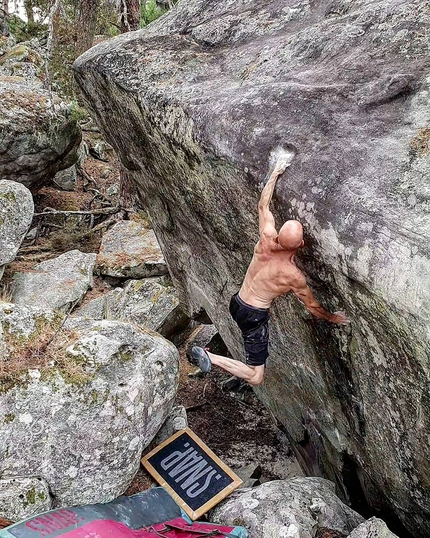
[6,15,47,42]
[140,0,167,27]
[68,101,88,123]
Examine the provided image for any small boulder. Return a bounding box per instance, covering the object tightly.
[76,276,188,339]
[153,405,188,446]
[211,477,364,538]
[0,180,34,280]
[0,43,44,83]
[12,250,96,312]
[347,517,399,538]
[0,477,51,522]
[51,165,77,191]
[97,220,168,278]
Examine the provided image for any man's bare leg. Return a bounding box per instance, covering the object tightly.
[191,347,264,386]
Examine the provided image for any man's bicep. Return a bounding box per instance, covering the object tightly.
[292,280,316,307]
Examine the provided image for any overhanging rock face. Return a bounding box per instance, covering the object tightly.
[73,1,430,535]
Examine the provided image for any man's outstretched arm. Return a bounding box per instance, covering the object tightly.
[291,276,349,324]
[258,167,284,235]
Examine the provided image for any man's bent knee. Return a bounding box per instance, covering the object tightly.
[248,366,265,386]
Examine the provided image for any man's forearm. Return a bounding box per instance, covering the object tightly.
[259,170,281,208]
[306,303,335,322]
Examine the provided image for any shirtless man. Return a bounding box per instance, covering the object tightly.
[191,154,349,386]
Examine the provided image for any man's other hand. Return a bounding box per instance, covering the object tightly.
[330,311,350,325]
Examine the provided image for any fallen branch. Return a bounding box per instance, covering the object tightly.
[185,402,208,412]
[34,206,120,217]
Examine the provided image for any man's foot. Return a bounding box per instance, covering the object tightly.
[191,346,212,373]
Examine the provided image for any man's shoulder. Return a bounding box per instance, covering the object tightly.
[283,265,306,288]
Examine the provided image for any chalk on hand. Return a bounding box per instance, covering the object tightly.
[270,146,295,173]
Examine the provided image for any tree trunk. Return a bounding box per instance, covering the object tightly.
[2,0,8,16]
[24,0,34,23]
[75,0,100,57]
[119,0,140,33]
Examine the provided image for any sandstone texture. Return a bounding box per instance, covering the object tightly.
[0,78,81,191]
[73,1,430,535]
[0,303,179,511]
[0,477,51,522]
[212,477,364,538]
[75,276,187,338]
[97,220,168,278]
[12,250,96,312]
[0,180,34,280]
[348,517,399,538]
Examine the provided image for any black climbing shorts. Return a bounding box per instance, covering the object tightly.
[229,293,269,367]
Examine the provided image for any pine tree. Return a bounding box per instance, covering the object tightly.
[119,0,140,33]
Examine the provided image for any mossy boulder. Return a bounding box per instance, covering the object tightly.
[0,304,179,511]
[0,78,81,191]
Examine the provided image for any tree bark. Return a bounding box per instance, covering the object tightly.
[75,0,101,57]
[2,0,8,16]
[119,0,140,33]
[24,0,34,22]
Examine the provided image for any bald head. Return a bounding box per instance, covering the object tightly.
[278,220,304,251]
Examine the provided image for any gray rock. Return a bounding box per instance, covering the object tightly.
[235,463,262,483]
[0,477,51,522]
[0,304,179,508]
[75,276,188,338]
[0,180,34,280]
[153,405,188,445]
[73,1,430,534]
[12,250,96,312]
[0,78,81,191]
[347,518,399,538]
[97,221,168,278]
[51,165,77,191]
[212,477,363,538]
[0,43,44,83]
[185,324,228,359]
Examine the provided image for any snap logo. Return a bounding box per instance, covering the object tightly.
[142,428,242,520]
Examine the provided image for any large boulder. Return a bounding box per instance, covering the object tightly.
[211,477,364,538]
[96,220,168,278]
[0,180,34,280]
[0,78,81,191]
[0,303,179,512]
[12,250,96,312]
[75,276,188,338]
[73,1,430,535]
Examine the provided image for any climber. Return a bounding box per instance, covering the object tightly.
[191,148,349,386]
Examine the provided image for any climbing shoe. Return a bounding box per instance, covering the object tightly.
[191,346,212,373]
